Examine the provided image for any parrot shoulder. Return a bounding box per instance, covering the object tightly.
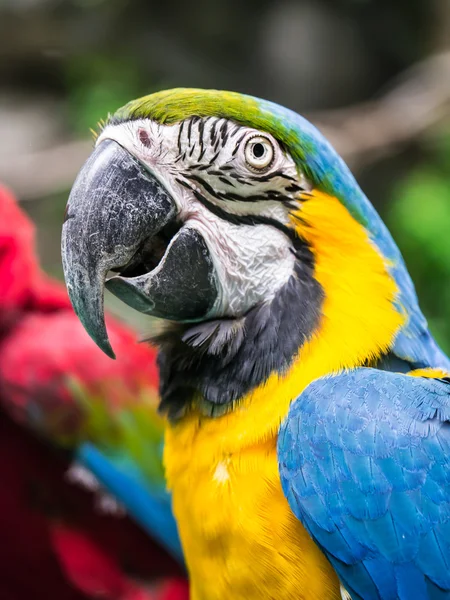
[278,368,450,600]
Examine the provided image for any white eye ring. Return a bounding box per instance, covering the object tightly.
[244,136,274,171]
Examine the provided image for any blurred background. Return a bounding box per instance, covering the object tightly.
[1,0,450,349]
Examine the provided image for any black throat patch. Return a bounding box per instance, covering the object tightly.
[152,239,324,421]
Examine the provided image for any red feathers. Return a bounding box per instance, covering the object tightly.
[0,184,41,333]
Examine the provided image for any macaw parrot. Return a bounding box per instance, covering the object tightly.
[62,88,450,600]
[0,184,188,600]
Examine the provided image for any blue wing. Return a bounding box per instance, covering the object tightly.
[278,368,450,600]
[77,443,184,564]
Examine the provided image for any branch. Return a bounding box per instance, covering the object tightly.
[311,51,450,167]
[2,51,450,200]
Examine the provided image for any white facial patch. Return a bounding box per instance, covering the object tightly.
[181,202,295,317]
[97,118,309,318]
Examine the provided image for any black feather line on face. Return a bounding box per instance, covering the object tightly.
[153,245,323,420]
[231,134,246,157]
[177,120,184,154]
[210,119,218,145]
[181,170,302,208]
[197,119,205,161]
[220,120,228,143]
[219,176,234,187]
[248,169,295,183]
[209,150,221,165]
[187,118,193,144]
[175,178,299,243]
[230,124,241,138]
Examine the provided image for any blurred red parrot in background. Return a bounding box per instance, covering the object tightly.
[0,184,188,600]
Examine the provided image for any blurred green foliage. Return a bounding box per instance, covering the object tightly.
[66,54,142,134]
[387,130,450,354]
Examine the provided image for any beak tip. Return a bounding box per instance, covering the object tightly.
[71,299,116,360]
[86,325,117,360]
[81,321,117,360]
[103,345,117,360]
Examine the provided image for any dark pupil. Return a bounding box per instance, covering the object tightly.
[252,143,265,159]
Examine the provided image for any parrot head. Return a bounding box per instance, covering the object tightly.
[62,89,445,418]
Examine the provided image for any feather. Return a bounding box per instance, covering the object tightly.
[279,368,450,599]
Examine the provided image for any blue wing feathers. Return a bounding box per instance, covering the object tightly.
[278,368,450,599]
[395,563,429,599]
[365,557,399,598]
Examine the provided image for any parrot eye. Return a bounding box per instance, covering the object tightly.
[244,135,275,171]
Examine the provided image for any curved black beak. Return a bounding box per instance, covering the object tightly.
[62,139,218,358]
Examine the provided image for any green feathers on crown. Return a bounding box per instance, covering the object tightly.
[108,88,315,165]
